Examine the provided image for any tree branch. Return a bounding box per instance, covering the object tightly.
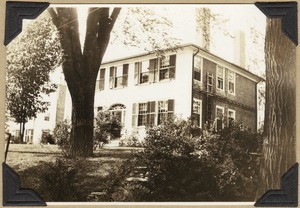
[47,8,59,27]
[108,8,121,31]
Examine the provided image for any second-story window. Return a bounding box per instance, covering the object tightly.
[134,58,158,85]
[96,68,105,91]
[228,70,236,94]
[194,56,202,82]
[109,64,128,89]
[159,55,176,81]
[217,66,224,90]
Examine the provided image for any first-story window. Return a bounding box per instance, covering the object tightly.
[132,100,174,127]
[228,109,235,120]
[157,100,174,124]
[228,109,236,127]
[138,103,148,126]
[24,129,34,143]
[192,98,202,127]
[215,106,224,131]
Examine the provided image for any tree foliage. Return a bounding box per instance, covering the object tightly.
[111,7,182,58]
[6,16,62,142]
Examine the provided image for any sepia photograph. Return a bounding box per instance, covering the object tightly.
[3,2,297,204]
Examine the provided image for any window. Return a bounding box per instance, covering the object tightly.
[159,55,176,81]
[137,103,148,126]
[228,109,235,120]
[109,64,128,88]
[194,56,202,82]
[96,68,105,90]
[192,98,202,127]
[228,109,235,127]
[24,129,34,143]
[134,59,158,85]
[217,66,224,90]
[228,70,236,94]
[207,73,214,93]
[215,106,224,131]
[158,100,174,124]
[132,100,174,127]
[137,102,156,126]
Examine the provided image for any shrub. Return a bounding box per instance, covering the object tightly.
[116,117,263,201]
[119,131,143,147]
[94,110,122,145]
[53,120,71,157]
[40,134,56,145]
[38,158,86,201]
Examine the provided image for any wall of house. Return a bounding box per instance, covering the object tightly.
[94,48,194,138]
[200,57,257,108]
[213,99,256,131]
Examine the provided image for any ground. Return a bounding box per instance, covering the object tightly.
[5,144,139,202]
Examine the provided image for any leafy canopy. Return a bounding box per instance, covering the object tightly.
[6,15,63,124]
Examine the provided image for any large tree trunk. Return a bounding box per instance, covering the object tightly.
[48,7,121,157]
[257,18,296,197]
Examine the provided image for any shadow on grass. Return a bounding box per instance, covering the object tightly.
[13,149,135,202]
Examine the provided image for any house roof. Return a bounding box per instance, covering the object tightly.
[101,43,264,83]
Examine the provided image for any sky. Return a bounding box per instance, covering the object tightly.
[22,4,266,76]
[54,4,266,75]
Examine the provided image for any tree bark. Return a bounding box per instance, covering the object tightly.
[257,18,296,197]
[19,122,25,144]
[48,7,121,157]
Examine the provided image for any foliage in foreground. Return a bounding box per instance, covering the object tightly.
[104,117,263,202]
[37,158,87,201]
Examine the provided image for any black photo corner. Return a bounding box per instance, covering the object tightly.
[2,1,299,206]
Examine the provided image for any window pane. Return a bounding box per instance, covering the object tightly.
[140,72,149,84]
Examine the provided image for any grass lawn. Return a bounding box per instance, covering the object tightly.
[6,144,137,202]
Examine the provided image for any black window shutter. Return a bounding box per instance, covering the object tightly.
[149,58,158,82]
[169,55,176,79]
[122,64,129,87]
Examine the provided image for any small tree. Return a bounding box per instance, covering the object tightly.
[6,16,62,143]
